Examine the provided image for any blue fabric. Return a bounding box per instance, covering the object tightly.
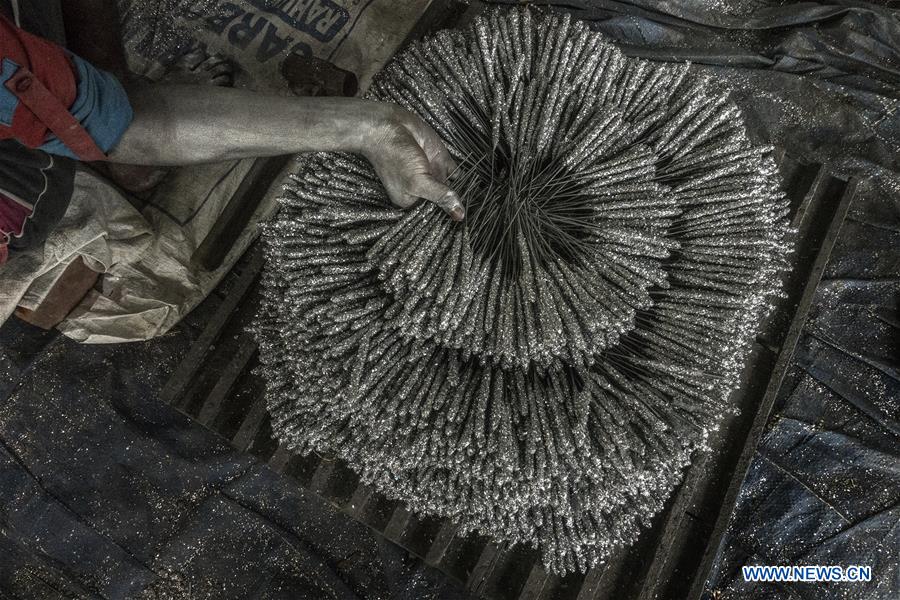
[38,55,133,159]
[0,58,22,127]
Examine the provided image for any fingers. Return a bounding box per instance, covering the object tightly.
[370,111,463,220]
[180,48,206,70]
[383,186,417,209]
[412,175,465,221]
[403,114,456,182]
[428,142,456,182]
[198,55,235,87]
[447,158,463,182]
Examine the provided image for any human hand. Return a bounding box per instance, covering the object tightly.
[363,107,465,221]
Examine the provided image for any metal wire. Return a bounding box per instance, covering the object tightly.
[254,8,792,574]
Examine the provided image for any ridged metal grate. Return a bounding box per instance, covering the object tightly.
[159,139,856,600]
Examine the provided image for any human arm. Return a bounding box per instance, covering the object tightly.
[106,85,465,220]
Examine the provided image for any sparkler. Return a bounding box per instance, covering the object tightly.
[254,9,791,573]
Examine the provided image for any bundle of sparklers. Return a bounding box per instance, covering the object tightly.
[254,9,791,573]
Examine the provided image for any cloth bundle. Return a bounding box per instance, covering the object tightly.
[255,9,791,573]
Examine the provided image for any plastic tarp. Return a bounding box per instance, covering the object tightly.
[483,0,900,597]
[1,0,898,598]
[0,302,476,599]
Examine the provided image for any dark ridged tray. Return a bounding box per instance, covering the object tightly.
[159,147,856,600]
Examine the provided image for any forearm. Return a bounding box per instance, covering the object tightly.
[107,84,393,166]
[106,83,466,220]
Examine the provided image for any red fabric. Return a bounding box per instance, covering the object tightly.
[5,67,106,161]
[0,191,32,265]
[0,14,78,148]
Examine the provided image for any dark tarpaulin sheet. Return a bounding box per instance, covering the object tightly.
[0,311,476,599]
[706,183,900,599]
[1,1,898,599]
[484,0,900,598]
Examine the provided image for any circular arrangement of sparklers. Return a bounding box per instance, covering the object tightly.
[254,9,791,573]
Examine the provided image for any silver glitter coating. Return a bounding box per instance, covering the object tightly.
[253,9,792,575]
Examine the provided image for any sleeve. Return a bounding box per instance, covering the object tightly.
[37,55,134,159]
[0,15,79,148]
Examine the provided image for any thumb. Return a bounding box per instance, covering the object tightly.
[412,175,465,221]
